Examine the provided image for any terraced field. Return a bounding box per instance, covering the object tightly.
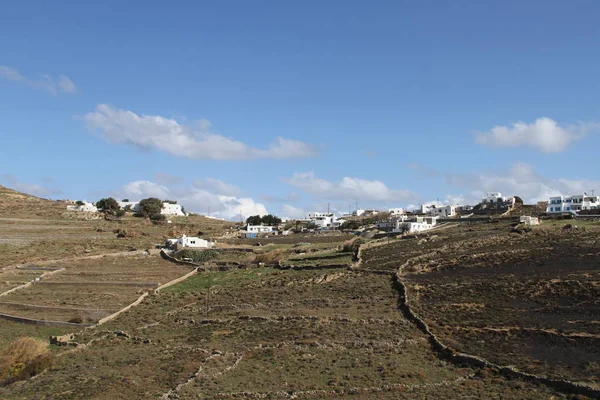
[1,243,566,399]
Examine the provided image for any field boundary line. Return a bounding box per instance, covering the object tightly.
[0,311,93,327]
[0,267,65,297]
[391,249,600,398]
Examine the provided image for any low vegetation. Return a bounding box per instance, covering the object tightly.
[0,337,52,386]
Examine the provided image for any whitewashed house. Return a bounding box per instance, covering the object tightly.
[307,213,344,229]
[393,216,437,234]
[247,225,275,234]
[117,200,185,216]
[547,194,600,214]
[162,203,185,216]
[352,209,366,217]
[174,234,214,250]
[388,208,404,216]
[428,205,460,218]
[118,201,140,211]
[66,202,98,213]
[481,192,515,205]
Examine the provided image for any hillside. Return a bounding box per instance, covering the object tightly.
[0,185,66,219]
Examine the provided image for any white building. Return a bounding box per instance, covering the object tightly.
[117,200,185,216]
[169,234,214,250]
[162,203,185,216]
[547,194,600,214]
[352,209,366,217]
[428,205,460,218]
[118,201,140,211]
[388,208,404,216]
[481,192,514,204]
[66,202,98,213]
[247,225,275,234]
[393,216,437,234]
[307,212,330,219]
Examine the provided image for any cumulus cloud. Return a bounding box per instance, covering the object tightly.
[285,172,417,203]
[119,181,170,200]
[0,65,78,95]
[114,179,267,221]
[194,178,240,196]
[83,104,317,160]
[474,117,598,153]
[0,174,61,198]
[408,162,600,205]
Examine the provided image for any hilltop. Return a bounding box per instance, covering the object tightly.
[0,185,66,219]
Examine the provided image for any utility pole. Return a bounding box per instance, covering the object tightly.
[592,190,595,196]
[327,203,330,215]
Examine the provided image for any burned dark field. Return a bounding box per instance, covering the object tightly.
[399,227,600,387]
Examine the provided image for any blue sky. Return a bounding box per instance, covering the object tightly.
[2,1,600,219]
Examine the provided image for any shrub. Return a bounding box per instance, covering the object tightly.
[253,249,287,265]
[115,209,126,218]
[150,213,166,221]
[68,316,83,324]
[177,249,219,262]
[96,197,119,214]
[0,337,51,385]
[138,198,163,218]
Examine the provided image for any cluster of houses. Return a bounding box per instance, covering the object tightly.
[66,199,186,216]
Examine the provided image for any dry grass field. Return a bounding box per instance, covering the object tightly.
[0,186,597,398]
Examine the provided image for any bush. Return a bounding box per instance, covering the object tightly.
[115,209,126,218]
[68,316,83,324]
[138,198,163,218]
[252,249,287,265]
[150,213,166,221]
[0,337,51,385]
[96,197,119,214]
[177,249,219,262]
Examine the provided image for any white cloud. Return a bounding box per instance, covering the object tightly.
[0,174,61,198]
[280,204,306,219]
[83,104,317,160]
[57,75,77,93]
[474,117,598,153]
[285,172,417,203]
[119,181,170,200]
[194,178,240,196]
[443,162,600,204]
[0,65,78,95]
[114,179,267,221]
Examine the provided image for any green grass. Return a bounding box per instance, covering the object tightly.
[163,267,281,293]
[0,320,74,349]
[282,250,353,267]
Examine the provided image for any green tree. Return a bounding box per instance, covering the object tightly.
[246,215,262,225]
[75,200,85,206]
[138,198,163,218]
[261,214,282,226]
[96,197,119,214]
[341,220,360,230]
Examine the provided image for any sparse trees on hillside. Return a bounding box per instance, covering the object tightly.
[246,214,282,226]
[96,197,119,214]
[138,198,163,218]
[246,215,263,225]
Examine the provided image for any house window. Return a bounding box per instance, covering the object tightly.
[190,241,195,244]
